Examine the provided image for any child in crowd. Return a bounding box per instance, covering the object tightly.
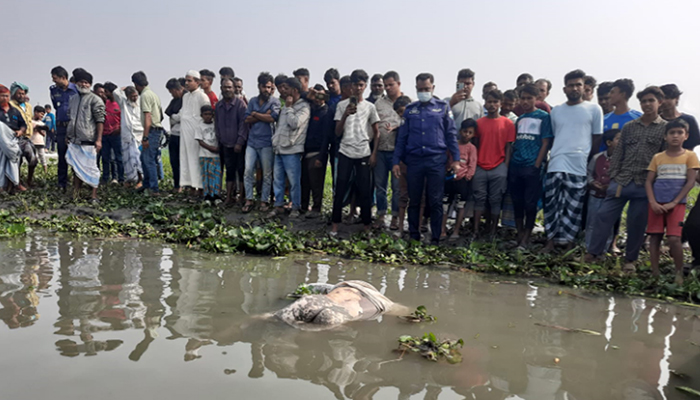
[392,96,412,237]
[500,90,519,123]
[441,118,477,240]
[31,106,49,175]
[195,105,221,201]
[509,84,553,248]
[645,119,699,284]
[473,90,516,237]
[586,129,620,250]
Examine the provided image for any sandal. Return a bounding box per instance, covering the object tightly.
[389,219,399,231]
[259,202,270,212]
[448,233,460,242]
[242,203,253,213]
[622,262,636,274]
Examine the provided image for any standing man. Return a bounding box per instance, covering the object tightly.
[374,71,407,229]
[242,72,281,213]
[9,82,38,188]
[0,84,26,192]
[393,73,460,245]
[66,68,105,202]
[448,68,483,128]
[367,74,384,104]
[200,69,218,107]
[604,79,641,131]
[50,66,79,191]
[180,70,211,194]
[270,77,310,218]
[219,67,235,82]
[292,68,310,97]
[585,87,667,272]
[215,77,248,206]
[331,69,380,235]
[324,68,343,183]
[597,81,615,115]
[543,70,603,252]
[659,84,700,150]
[131,71,164,195]
[165,78,185,192]
[43,104,56,153]
[101,82,124,185]
[233,78,248,105]
[583,76,597,102]
[535,78,552,108]
[301,84,332,218]
[516,73,534,88]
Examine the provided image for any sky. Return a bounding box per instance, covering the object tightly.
[5,0,700,119]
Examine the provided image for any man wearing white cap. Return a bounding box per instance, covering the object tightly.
[180,70,210,192]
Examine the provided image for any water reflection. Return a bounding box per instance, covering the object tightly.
[0,235,699,399]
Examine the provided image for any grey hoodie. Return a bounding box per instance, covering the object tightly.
[67,91,105,144]
[272,98,310,154]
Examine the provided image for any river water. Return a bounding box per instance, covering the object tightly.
[1,234,699,400]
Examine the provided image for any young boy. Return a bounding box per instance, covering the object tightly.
[195,105,221,201]
[585,129,620,250]
[500,90,519,123]
[441,118,477,240]
[31,106,49,175]
[473,90,516,237]
[645,119,699,284]
[509,84,553,248]
[392,96,412,237]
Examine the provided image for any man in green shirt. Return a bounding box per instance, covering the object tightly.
[131,71,164,195]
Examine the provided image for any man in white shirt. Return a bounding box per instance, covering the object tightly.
[180,70,211,193]
[331,69,380,235]
[543,69,603,252]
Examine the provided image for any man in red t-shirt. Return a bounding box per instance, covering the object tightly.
[472,90,516,237]
[200,69,219,107]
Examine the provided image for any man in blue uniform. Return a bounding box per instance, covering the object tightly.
[49,65,79,191]
[393,73,461,244]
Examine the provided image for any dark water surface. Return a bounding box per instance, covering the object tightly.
[1,234,700,400]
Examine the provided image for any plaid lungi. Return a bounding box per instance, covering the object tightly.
[543,172,586,244]
[199,157,222,198]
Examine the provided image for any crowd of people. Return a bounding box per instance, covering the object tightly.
[1,65,699,283]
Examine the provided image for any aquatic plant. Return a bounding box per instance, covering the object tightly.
[397,333,463,363]
[399,305,437,323]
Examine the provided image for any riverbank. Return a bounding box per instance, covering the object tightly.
[1,157,699,304]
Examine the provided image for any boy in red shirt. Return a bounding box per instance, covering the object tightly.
[441,118,478,240]
[472,90,516,237]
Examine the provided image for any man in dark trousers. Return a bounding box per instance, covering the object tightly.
[393,72,460,245]
[49,66,79,192]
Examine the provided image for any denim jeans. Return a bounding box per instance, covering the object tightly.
[140,128,163,192]
[244,146,273,202]
[273,153,302,209]
[168,135,180,189]
[101,134,124,183]
[374,150,399,216]
[588,181,648,262]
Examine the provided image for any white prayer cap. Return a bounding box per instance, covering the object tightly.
[186,70,201,79]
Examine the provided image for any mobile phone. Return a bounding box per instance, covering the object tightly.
[457,82,465,91]
[349,96,358,106]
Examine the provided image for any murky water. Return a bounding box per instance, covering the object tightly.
[1,234,700,400]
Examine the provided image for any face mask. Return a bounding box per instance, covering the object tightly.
[417,91,432,103]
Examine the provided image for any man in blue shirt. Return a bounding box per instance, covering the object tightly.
[49,66,79,191]
[601,78,641,151]
[393,73,460,244]
[242,72,281,213]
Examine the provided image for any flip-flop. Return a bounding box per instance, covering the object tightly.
[448,234,460,242]
[242,203,253,213]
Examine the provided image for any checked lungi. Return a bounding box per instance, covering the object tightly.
[543,172,586,244]
[199,157,222,198]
